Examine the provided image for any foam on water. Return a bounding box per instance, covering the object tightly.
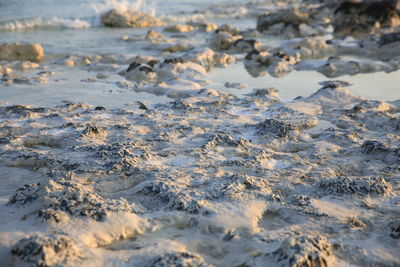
[0,0,158,31]
[91,0,157,17]
[0,17,92,31]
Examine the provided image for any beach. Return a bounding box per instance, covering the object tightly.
[0,0,399,266]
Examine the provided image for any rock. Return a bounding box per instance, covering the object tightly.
[11,233,82,266]
[94,106,106,111]
[81,124,106,136]
[156,60,206,81]
[244,49,298,78]
[362,140,390,154]
[361,140,400,162]
[146,30,164,40]
[164,24,195,33]
[245,49,271,65]
[390,221,400,239]
[139,179,204,213]
[224,82,246,89]
[317,177,393,196]
[0,66,13,75]
[8,179,134,222]
[100,9,164,28]
[0,43,44,62]
[149,252,211,267]
[207,31,241,51]
[267,60,292,78]
[279,37,334,60]
[379,31,400,46]
[256,9,309,33]
[265,234,334,267]
[182,47,234,70]
[1,73,49,86]
[124,56,158,81]
[248,88,279,98]
[233,38,261,53]
[333,0,400,38]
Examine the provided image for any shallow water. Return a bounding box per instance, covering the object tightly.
[0,0,399,106]
[208,63,400,102]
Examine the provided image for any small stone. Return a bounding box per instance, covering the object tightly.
[0,43,44,62]
[146,30,164,40]
[164,24,195,33]
[95,106,106,111]
[224,82,246,89]
[101,9,165,28]
[265,234,333,267]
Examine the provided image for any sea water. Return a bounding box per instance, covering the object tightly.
[0,0,399,108]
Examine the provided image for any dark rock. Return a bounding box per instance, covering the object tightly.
[1,105,47,118]
[94,106,106,111]
[147,59,159,68]
[69,141,151,172]
[202,133,248,150]
[233,39,260,52]
[379,31,400,46]
[82,125,105,136]
[127,61,141,72]
[100,9,164,28]
[163,58,186,65]
[138,65,153,74]
[141,180,203,214]
[362,140,390,153]
[137,101,149,110]
[390,221,400,239]
[8,183,41,205]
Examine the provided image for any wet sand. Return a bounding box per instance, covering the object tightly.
[1,0,400,266]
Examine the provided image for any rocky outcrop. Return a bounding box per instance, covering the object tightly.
[100,9,165,28]
[333,0,400,38]
[0,43,44,62]
[265,234,334,267]
[256,9,310,33]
